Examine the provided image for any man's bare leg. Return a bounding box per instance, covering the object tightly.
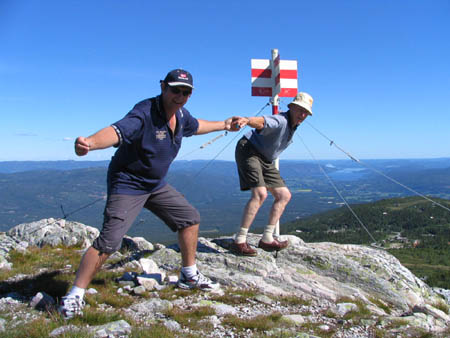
[267,187,292,225]
[74,246,111,289]
[239,186,268,230]
[258,187,292,247]
[178,224,199,267]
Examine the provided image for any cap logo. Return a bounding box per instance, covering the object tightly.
[179,73,187,78]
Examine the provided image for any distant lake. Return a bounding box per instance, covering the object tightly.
[328,168,369,181]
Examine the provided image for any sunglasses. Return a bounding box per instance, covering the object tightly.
[168,86,192,97]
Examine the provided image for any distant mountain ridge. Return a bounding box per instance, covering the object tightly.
[0,160,110,173]
[2,157,450,173]
[1,158,450,244]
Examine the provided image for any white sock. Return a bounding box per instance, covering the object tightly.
[67,285,85,299]
[181,264,198,279]
[235,227,249,244]
[261,224,276,243]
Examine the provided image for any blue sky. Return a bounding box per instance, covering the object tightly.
[1,0,449,161]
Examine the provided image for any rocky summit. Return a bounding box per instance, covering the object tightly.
[0,218,449,337]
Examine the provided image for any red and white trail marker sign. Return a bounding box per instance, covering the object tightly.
[251,57,298,98]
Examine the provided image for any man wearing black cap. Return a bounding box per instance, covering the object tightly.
[59,69,241,319]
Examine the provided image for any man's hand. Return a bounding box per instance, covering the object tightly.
[228,116,248,131]
[74,137,91,156]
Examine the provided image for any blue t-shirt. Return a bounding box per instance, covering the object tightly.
[107,96,199,195]
[244,111,296,162]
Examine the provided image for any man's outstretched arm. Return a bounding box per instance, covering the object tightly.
[74,126,119,156]
[195,117,242,135]
[236,116,265,130]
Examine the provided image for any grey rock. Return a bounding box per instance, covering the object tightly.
[123,236,154,252]
[163,319,181,331]
[7,218,99,248]
[332,302,358,316]
[0,255,12,269]
[254,294,273,304]
[1,219,449,336]
[413,304,450,323]
[132,286,146,295]
[118,280,135,287]
[197,300,237,316]
[29,291,55,310]
[281,314,305,325]
[90,319,132,338]
[0,318,6,332]
[433,287,450,304]
[136,276,158,290]
[49,325,81,336]
[129,299,173,315]
[151,233,442,317]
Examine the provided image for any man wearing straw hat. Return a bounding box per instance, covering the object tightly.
[231,92,314,256]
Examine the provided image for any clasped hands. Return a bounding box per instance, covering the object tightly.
[225,116,249,132]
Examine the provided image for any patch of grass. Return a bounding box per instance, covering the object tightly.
[335,296,354,304]
[418,333,436,338]
[334,297,372,323]
[299,322,335,338]
[278,294,311,307]
[130,325,179,338]
[158,285,199,300]
[222,312,292,332]
[86,291,134,309]
[343,301,371,322]
[0,316,90,338]
[68,308,125,326]
[383,318,409,330]
[324,309,337,318]
[2,244,83,280]
[433,299,449,314]
[373,328,388,338]
[208,287,259,305]
[0,245,86,299]
[368,296,392,314]
[165,306,215,331]
[86,270,137,308]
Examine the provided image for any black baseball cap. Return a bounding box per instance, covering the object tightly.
[162,69,194,89]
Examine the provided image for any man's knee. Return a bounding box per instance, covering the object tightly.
[251,188,268,204]
[274,188,292,205]
[284,190,292,203]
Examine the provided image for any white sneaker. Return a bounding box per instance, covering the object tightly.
[58,295,85,319]
[177,270,220,291]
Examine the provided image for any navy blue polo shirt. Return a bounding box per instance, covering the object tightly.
[107,96,199,195]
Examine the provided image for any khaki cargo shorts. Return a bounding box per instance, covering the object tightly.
[235,137,286,191]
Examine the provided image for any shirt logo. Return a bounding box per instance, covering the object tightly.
[156,130,167,140]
